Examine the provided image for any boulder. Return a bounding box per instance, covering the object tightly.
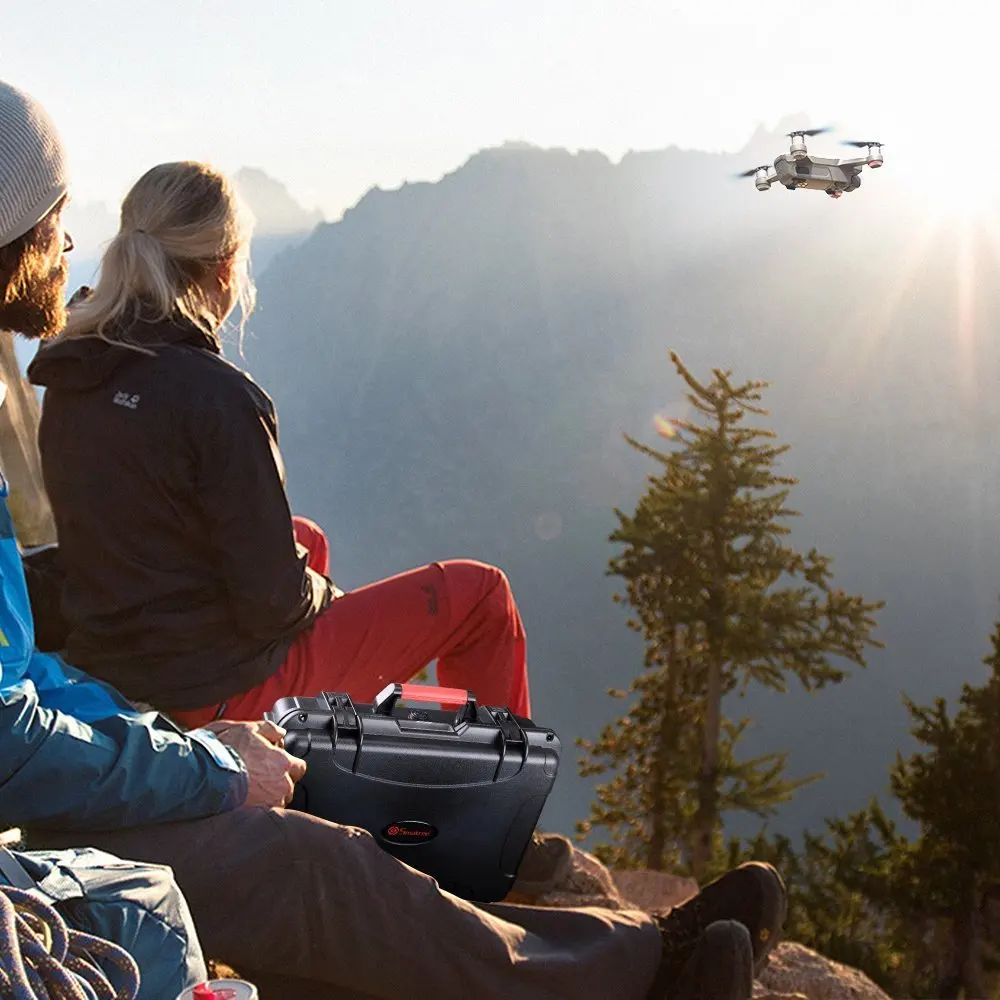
[755,943,891,1000]
[505,845,629,909]
[511,848,892,1000]
[612,868,892,1000]
[612,869,699,912]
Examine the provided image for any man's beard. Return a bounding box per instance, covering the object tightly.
[0,260,68,340]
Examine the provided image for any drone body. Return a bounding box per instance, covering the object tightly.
[740,129,884,199]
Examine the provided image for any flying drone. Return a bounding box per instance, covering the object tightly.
[738,128,884,199]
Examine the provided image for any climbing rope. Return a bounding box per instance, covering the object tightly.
[0,885,141,999]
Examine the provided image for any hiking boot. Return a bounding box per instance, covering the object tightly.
[509,832,574,897]
[662,920,754,1000]
[649,862,787,992]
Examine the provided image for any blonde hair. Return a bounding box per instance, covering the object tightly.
[63,161,255,341]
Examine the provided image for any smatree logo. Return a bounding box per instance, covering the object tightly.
[381,820,437,845]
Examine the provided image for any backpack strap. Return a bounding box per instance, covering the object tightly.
[0,846,37,891]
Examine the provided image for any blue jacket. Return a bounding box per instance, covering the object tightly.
[0,473,248,830]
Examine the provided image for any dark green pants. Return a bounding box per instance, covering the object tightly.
[34,808,661,1000]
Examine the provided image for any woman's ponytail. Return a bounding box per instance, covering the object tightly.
[61,162,254,343]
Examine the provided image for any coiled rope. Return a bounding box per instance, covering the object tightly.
[0,885,141,999]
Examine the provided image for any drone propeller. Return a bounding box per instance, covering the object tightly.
[736,165,770,178]
[787,127,831,138]
[841,139,884,148]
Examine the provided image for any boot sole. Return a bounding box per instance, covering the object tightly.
[739,863,787,976]
[671,920,754,1000]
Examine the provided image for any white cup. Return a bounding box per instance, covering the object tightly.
[176,979,259,1000]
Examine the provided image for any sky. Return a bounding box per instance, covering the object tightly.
[0,0,995,222]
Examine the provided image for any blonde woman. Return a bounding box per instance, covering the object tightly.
[29,162,531,728]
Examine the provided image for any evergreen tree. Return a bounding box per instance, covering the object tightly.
[730,617,1000,998]
[578,353,883,875]
[725,808,931,998]
[878,618,1000,998]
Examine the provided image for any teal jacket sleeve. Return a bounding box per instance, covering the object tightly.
[0,679,248,831]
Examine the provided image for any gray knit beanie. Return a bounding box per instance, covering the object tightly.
[0,80,68,249]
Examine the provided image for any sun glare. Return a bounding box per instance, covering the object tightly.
[820,115,1000,407]
[920,171,989,221]
[893,125,1000,222]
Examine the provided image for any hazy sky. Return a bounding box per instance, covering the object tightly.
[0,1,991,220]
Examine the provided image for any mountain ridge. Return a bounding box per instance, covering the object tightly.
[236,125,1000,841]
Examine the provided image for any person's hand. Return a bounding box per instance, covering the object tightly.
[207,720,307,808]
[203,718,286,746]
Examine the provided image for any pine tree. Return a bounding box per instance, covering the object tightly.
[578,353,883,875]
[724,808,927,997]
[879,618,1000,998]
[733,616,1000,998]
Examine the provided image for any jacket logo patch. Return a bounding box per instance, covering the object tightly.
[113,391,141,410]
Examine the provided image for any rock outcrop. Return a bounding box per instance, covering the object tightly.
[514,844,892,1000]
[754,943,891,1000]
[612,869,699,912]
[506,846,630,909]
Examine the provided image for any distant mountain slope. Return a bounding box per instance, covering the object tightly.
[233,167,323,235]
[240,129,1000,841]
[232,168,323,273]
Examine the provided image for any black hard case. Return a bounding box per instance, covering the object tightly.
[266,685,561,902]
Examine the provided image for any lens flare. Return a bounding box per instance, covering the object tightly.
[534,512,563,541]
[653,413,680,439]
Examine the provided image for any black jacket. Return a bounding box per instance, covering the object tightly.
[28,316,333,711]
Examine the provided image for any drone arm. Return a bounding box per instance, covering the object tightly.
[837,156,869,168]
[757,169,781,191]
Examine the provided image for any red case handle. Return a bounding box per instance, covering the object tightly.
[399,683,469,704]
[372,682,477,720]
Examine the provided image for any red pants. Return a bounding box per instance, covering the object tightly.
[172,517,530,727]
